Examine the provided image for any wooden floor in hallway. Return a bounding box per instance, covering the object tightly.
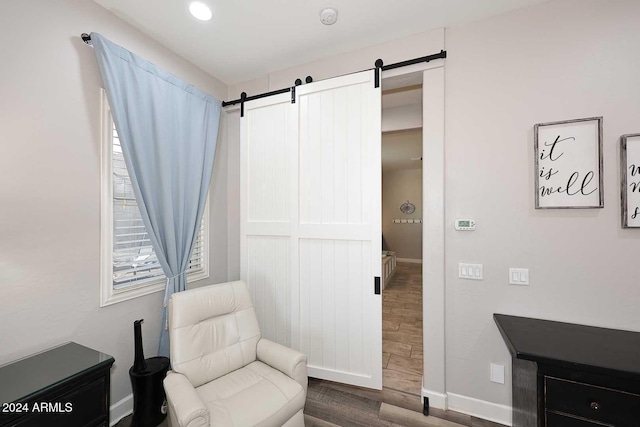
[382,262,423,396]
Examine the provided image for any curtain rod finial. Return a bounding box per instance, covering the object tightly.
[81,33,92,45]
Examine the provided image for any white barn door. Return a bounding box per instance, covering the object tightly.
[240,93,297,347]
[295,70,382,389]
[241,70,382,389]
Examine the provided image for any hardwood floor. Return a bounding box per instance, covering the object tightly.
[305,378,507,427]
[383,262,423,396]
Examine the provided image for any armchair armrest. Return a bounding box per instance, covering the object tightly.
[163,371,210,427]
[257,338,308,393]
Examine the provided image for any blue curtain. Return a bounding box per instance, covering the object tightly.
[91,33,220,357]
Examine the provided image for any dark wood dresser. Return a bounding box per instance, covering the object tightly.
[0,342,115,427]
[494,314,640,427]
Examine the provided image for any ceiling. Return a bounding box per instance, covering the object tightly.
[382,129,422,173]
[93,0,549,85]
[382,86,421,110]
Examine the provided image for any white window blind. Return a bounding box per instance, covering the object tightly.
[111,124,206,289]
[101,91,209,307]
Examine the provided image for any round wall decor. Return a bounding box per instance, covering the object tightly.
[399,200,416,214]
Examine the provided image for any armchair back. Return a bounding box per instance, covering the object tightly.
[168,281,261,387]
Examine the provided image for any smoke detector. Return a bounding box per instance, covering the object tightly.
[320,7,338,25]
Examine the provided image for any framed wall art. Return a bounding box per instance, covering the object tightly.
[534,116,603,209]
[621,134,640,228]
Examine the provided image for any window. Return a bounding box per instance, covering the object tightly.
[100,91,209,306]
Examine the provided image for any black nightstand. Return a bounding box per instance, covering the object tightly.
[495,314,640,427]
[0,342,115,427]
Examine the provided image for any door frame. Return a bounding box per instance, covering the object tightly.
[382,60,447,409]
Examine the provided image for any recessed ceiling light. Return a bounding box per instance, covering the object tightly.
[189,2,212,21]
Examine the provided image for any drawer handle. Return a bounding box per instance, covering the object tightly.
[590,402,601,411]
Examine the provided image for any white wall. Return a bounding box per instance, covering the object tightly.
[445,0,640,411]
[0,0,228,412]
[382,169,423,260]
[225,0,640,420]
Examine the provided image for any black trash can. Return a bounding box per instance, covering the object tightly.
[129,356,170,427]
[129,319,170,427]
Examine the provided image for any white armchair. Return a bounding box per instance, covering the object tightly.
[163,281,307,427]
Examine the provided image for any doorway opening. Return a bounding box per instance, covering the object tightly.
[381,78,423,397]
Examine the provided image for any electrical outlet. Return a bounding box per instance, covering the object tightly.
[490,364,505,384]
[509,268,529,285]
[459,263,483,280]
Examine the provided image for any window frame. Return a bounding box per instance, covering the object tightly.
[100,90,209,307]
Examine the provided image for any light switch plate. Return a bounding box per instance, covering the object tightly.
[459,263,483,280]
[509,268,529,285]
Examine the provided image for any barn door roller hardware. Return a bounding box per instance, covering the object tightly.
[374,59,383,88]
[221,77,313,116]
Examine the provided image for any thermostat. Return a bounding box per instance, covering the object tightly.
[455,219,476,231]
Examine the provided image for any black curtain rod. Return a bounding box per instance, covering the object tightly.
[222,49,447,108]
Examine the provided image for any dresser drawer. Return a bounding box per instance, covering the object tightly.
[546,412,607,427]
[545,376,640,427]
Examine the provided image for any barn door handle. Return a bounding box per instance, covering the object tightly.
[375,277,381,295]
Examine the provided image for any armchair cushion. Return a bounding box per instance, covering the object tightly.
[257,339,308,393]
[195,361,305,427]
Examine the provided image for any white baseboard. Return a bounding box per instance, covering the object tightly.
[447,392,512,426]
[421,387,448,409]
[396,258,422,264]
[110,394,133,427]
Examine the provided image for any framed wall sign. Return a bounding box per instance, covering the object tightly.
[534,116,603,209]
[621,134,640,228]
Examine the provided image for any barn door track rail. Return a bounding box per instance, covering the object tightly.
[222,49,447,115]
